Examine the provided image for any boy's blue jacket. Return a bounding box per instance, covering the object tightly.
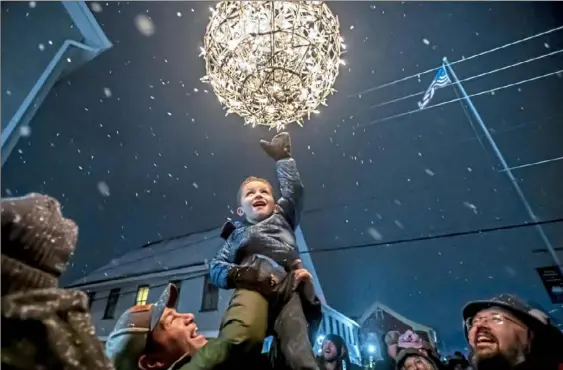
[209,158,304,289]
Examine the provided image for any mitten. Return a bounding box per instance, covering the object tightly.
[260,132,292,161]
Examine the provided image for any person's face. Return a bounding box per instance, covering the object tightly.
[322,340,339,361]
[238,180,275,223]
[402,356,434,370]
[388,343,398,359]
[139,308,207,369]
[467,308,530,364]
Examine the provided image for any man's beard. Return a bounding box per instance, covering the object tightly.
[472,329,528,370]
[323,353,338,362]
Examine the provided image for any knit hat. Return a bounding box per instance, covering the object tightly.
[1,193,78,295]
[384,331,401,346]
[398,330,423,350]
[395,348,441,370]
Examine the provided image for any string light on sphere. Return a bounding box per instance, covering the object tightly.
[201,1,343,130]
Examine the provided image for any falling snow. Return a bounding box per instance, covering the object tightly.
[367,227,383,241]
[19,126,31,137]
[90,2,103,13]
[422,38,430,45]
[135,14,156,37]
[97,182,110,197]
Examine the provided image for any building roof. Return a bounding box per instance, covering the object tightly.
[69,227,222,287]
[359,301,436,335]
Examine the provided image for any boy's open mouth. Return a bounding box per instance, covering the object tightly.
[253,199,266,207]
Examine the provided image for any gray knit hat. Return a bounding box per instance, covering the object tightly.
[1,193,78,295]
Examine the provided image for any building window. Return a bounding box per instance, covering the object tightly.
[170,280,182,308]
[87,291,96,309]
[201,275,218,311]
[103,288,120,319]
[135,285,150,306]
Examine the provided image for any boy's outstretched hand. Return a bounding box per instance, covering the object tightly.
[260,132,292,161]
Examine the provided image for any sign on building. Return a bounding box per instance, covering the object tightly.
[536,265,563,304]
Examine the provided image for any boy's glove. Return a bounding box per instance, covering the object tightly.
[260,132,292,161]
[226,266,277,296]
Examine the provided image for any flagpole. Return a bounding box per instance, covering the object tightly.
[442,57,563,275]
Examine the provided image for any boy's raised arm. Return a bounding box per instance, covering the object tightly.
[260,132,304,228]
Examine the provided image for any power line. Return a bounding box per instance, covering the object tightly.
[298,217,563,256]
[359,69,563,127]
[500,155,563,172]
[81,216,563,302]
[367,49,563,110]
[348,25,563,98]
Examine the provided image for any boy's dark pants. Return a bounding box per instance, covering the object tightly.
[272,290,320,370]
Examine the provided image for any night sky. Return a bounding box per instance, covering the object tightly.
[3,1,563,351]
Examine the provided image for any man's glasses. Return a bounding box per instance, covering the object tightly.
[465,312,522,330]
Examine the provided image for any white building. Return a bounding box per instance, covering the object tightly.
[1,1,112,165]
[67,226,362,365]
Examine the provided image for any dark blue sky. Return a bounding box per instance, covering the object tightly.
[2,1,563,351]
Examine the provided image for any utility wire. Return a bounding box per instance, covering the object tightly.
[348,25,563,98]
[359,69,563,127]
[298,217,563,256]
[81,216,563,302]
[367,49,563,110]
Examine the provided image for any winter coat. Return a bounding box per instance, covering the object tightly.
[1,288,114,370]
[209,158,304,289]
[317,334,362,370]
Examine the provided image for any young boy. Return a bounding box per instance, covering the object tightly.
[208,132,321,370]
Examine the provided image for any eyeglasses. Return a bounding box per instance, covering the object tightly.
[465,312,522,330]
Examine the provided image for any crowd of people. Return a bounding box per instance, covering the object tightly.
[2,132,563,370]
[375,297,563,370]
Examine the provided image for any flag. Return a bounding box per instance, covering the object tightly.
[418,66,451,110]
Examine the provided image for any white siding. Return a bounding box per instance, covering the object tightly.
[88,274,233,338]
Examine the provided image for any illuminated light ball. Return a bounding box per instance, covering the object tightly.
[201,1,343,130]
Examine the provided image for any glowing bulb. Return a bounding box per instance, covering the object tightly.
[201,1,342,130]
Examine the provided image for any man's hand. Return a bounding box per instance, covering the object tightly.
[291,259,313,290]
[260,132,292,161]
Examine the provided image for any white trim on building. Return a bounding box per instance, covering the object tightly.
[1,1,112,166]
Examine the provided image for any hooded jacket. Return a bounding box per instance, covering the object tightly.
[209,158,304,289]
[317,334,361,370]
